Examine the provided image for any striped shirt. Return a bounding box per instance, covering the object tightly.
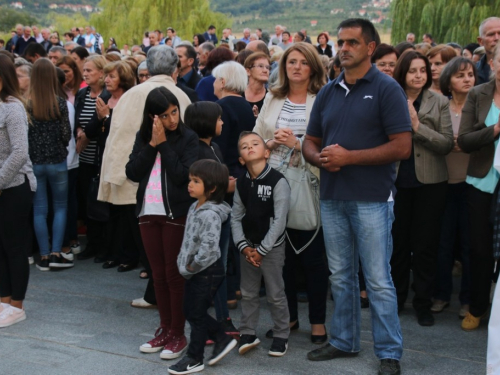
[268,98,307,170]
[78,90,98,165]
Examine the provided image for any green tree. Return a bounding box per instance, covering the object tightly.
[392,0,500,45]
[0,6,38,32]
[90,0,232,46]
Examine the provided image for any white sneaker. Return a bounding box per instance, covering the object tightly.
[0,306,26,328]
[71,242,81,254]
[131,298,156,309]
[61,251,74,261]
[28,257,34,265]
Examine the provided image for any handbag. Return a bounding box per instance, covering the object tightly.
[276,141,321,254]
[86,145,110,222]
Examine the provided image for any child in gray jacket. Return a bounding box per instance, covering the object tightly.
[170,160,236,375]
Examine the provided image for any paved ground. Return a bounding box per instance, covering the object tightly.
[0,249,489,375]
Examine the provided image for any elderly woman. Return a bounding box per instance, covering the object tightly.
[432,57,477,317]
[137,61,150,84]
[212,61,256,310]
[371,43,400,77]
[457,44,500,332]
[56,56,83,105]
[85,61,137,270]
[426,44,457,94]
[195,47,235,102]
[244,52,270,116]
[316,32,333,58]
[253,42,328,343]
[0,55,36,327]
[73,55,108,261]
[390,50,454,326]
[14,58,32,99]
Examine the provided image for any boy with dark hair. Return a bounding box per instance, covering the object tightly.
[231,131,291,357]
[169,160,236,375]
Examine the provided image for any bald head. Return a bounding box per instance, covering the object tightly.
[246,40,270,56]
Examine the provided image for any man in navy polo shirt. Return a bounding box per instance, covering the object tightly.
[303,18,412,375]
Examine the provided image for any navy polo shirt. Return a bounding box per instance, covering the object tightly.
[307,66,411,202]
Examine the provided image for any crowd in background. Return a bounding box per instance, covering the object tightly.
[1,15,500,375]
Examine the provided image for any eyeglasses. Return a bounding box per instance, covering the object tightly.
[251,64,271,70]
[376,62,396,68]
[139,74,150,79]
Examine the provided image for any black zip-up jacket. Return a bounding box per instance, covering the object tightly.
[125,125,199,218]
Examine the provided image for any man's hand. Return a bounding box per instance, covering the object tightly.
[319,144,350,172]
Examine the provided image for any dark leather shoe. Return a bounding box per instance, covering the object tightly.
[379,359,401,375]
[311,324,327,344]
[266,320,299,339]
[417,310,435,326]
[117,262,137,272]
[360,296,369,309]
[307,344,358,361]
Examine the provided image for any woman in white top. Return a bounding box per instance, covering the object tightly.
[253,42,328,344]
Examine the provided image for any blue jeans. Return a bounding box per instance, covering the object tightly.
[321,200,403,360]
[33,161,68,256]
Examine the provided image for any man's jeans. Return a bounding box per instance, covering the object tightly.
[321,200,403,360]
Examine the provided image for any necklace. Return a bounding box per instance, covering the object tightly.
[450,100,463,118]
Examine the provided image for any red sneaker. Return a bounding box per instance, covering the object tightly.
[140,328,171,353]
[160,334,187,359]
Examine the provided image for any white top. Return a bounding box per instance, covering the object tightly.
[139,152,166,217]
[66,101,79,170]
[268,98,307,170]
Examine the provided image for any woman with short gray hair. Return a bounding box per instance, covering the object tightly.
[14,58,32,99]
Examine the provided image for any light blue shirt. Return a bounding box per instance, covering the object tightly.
[466,102,500,193]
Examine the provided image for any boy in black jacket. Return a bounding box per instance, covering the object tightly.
[231,131,291,357]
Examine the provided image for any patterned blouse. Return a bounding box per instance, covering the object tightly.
[0,97,37,191]
[28,96,72,165]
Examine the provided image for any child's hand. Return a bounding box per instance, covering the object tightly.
[250,252,263,266]
[242,247,259,267]
[228,176,236,193]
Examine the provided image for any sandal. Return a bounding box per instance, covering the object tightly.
[139,269,149,279]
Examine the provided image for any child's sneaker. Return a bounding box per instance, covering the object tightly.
[168,356,204,374]
[221,317,239,336]
[140,328,170,353]
[160,335,187,359]
[268,337,288,357]
[0,305,26,328]
[71,242,81,254]
[208,334,237,365]
[238,334,260,355]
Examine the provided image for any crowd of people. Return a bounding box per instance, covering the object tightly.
[1,15,500,375]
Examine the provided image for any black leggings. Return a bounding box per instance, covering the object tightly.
[0,179,34,300]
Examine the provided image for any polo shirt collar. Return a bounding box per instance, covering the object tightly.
[335,65,379,88]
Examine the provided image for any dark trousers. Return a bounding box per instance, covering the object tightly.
[434,182,470,304]
[226,232,241,300]
[391,182,448,312]
[283,228,328,324]
[0,179,34,300]
[139,215,186,336]
[184,260,226,361]
[77,162,107,254]
[467,185,495,317]
[101,204,141,264]
[63,167,78,247]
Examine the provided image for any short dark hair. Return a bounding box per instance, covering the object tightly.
[295,31,305,41]
[371,43,399,63]
[395,42,415,56]
[23,42,47,58]
[317,32,329,43]
[393,50,432,91]
[189,160,228,204]
[71,46,89,60]
[282,31,290,38]
[464,43,480,56]
[424,33,433,40]
[237,131,267,153]
[184,101,223,138]
[337,18,380,46]
[0,39,5,44]
[176,44,196,60]
[167,27,175,33]
[208,25,216,30]
[439,56,478,97]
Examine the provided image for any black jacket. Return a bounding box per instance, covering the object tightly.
[84,90,112,164]
[316,44,333,58]
[126,125,199,218]
[178,68,201,91]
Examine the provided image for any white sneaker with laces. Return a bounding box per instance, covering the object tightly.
[61,251,74,261]
[0,306,26,328]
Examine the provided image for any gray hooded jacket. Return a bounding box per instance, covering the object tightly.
[177,200,231,279]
